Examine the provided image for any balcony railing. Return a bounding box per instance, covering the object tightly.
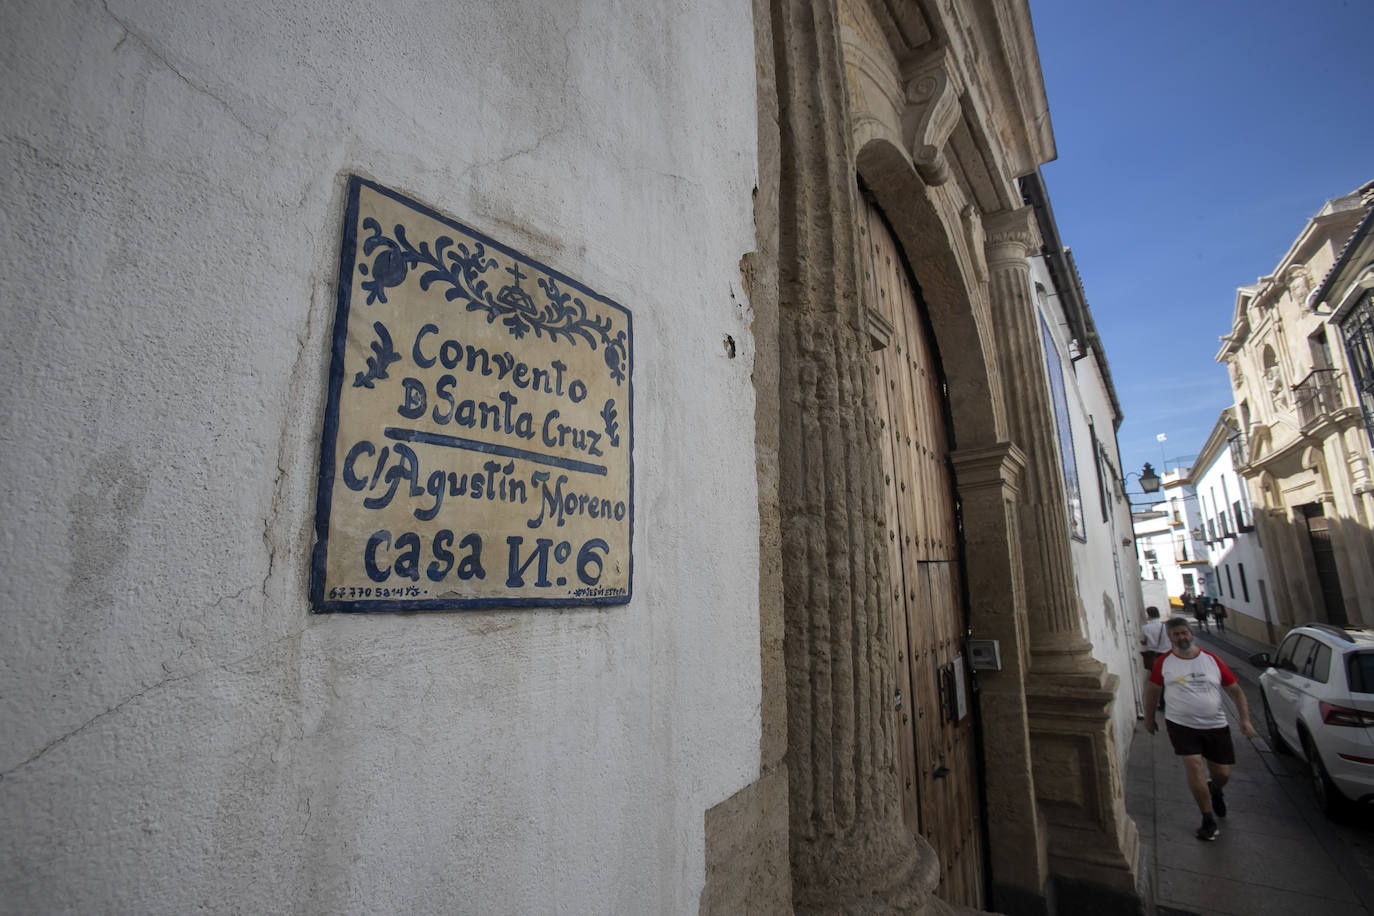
[1228,431,1247,467]
[1294,368,1344,429]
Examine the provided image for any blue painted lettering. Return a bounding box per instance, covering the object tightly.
[527,470,626,529]
[399,378,426,419]
[364,530,391,582]
[363,442,423,510]
[540,409,605,456]
[342,440,375,490]
[406,328,590,409]
[506,536,554,587]
[392,531,422,581]
[412,324,439,368]
[367,529,486,584]
[431,374,457,423]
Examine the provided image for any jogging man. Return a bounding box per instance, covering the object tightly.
[1143,617,1255,840]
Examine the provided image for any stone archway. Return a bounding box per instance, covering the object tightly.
[854,137,1003,451]
[745,0,1141,912]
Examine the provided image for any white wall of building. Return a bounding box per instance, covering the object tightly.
[1140,578,1170,615]
[1132,472,1219,612]
[1193,428,1278,643]
[0,1,762,912]
[1134,508,1173,591]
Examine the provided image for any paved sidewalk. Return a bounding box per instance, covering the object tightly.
[1125,625,1374,915]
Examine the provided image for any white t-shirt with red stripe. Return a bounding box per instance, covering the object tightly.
[1150,648,1236,730]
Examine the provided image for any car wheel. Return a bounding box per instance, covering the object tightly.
[1262,695,1289,755]
[1305,736,1349,822]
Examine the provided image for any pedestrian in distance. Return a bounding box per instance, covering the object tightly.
[1194,596,1210,633]
[1140,605,1171,711]
[1144,617,1256,841]
[1140,605,1171,666]
[1213,602,1227,633]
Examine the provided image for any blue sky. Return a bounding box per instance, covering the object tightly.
[1028,0,1374,495]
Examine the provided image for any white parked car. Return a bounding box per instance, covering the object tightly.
[1254,623,1374,819]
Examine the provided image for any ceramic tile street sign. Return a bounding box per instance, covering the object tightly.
[311,176,633,611]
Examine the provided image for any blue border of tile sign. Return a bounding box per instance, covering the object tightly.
[310,175,634,612]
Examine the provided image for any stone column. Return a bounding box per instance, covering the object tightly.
[983,208,1087,656]
[769,0,943,910]
[982,207,1140,907]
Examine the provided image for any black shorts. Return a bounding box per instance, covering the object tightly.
[1165,720,1236,764]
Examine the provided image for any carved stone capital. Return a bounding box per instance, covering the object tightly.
[951,441,1026,497]
[900,47,962,186]
[984,206,1042,267]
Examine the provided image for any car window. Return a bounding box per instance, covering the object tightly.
[1309,644,1332,684]
[1292,637,1319,678]
[1348,652,1374,693]
[1275,634,1300,671]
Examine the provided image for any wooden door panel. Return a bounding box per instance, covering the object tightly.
[860,193,984,909]
[864,209,922,828]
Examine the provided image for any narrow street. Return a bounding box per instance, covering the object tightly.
[1126,626,1374,911]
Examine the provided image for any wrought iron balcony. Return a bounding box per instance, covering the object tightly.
[1228,431,1247,467]
[1294,368,1344,429]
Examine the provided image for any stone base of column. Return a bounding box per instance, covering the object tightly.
[793,830,962,915]
[1024,654,1140,906]
[1027,636,1110,688]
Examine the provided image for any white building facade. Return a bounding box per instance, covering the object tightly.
[1192,409,1278,643]
[1132,470,1210,605]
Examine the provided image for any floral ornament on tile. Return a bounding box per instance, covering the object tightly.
[352,321,402,389]
[600,399,621,447]
[358,218,629,385]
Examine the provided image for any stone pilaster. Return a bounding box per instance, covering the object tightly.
[770,0,943,910]
[983,207,1140,904]
[951,443,1052,911]
[983,208,1085,652]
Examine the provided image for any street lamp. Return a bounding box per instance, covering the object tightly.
[1124,462,1162,508]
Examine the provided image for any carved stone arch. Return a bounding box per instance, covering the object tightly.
[1258,468,1283,507]
[840,20,905,158]
[853,136,1002,449]
[1302,444,1333,500]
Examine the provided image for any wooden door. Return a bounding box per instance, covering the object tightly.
[859,193,985,908]
[1303,504,1348,624]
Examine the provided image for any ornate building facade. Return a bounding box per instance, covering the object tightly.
[1217,181,1374,629]
[726,2,1142,911]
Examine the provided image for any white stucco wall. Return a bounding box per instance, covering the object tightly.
[1194,442,1276,641]
[1072,354,1149,732]
[0,1,762,912]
